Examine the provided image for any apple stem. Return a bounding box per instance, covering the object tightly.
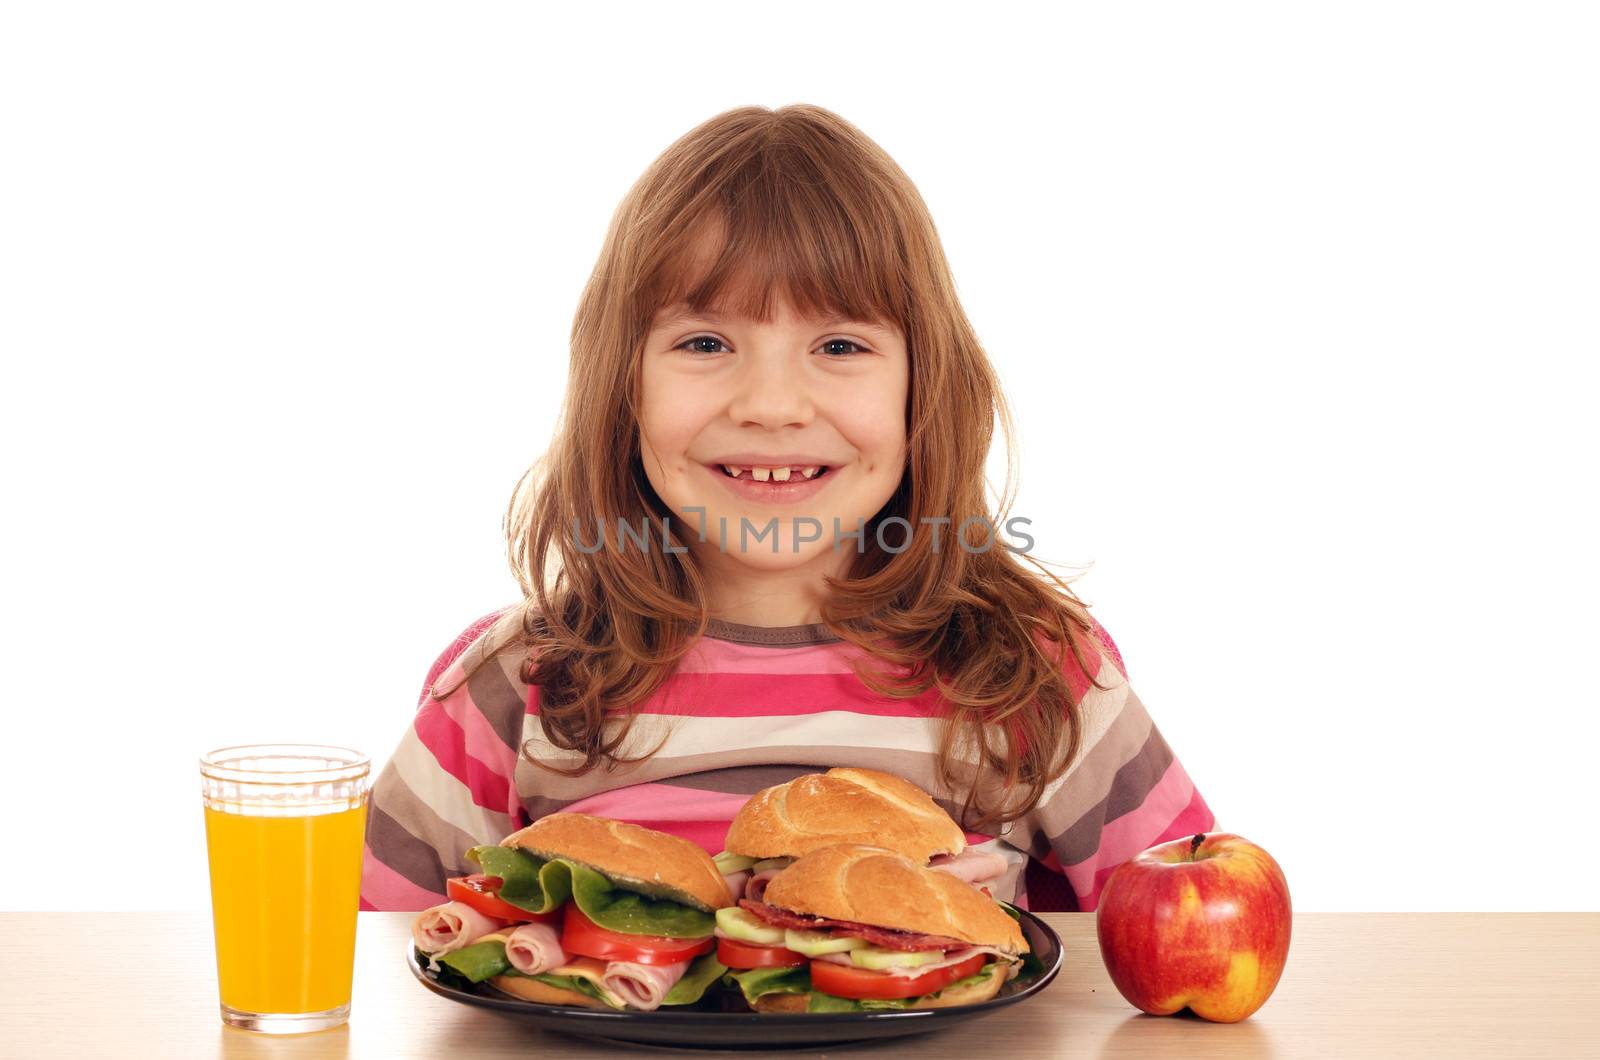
[1190,833,1205,860]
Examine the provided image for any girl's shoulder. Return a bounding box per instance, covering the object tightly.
[419,604,529,705]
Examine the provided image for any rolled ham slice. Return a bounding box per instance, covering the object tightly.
[927,848,1009,887]
[411,900,505,957]
[503,921,569,976]
[601,958,692,1012]
[745,869,780,903]
[721,869,751,902]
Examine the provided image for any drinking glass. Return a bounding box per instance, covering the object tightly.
[200,744,370,1033]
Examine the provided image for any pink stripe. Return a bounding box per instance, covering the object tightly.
[1069,781,1216,912]
[438,687,519,816]
[1060,757,1197,905]
[419,608,509,705]
[562,784,751,824]
[1088,616,1127,680]
[679,638,863,675]
[359,844,448,911]
[620,818,731,854]
[636,671,945,718]
[558,783,752,854]
[1026,624,1114,701]
[414,699,513,814]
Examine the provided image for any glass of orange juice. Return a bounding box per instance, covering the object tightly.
[200,744,370,1033]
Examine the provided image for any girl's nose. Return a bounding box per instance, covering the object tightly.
[726,353,814,429]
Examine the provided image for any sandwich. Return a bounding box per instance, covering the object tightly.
[410,812,733,1011]
[714,843,1032,1012]
[713,767,1010,902]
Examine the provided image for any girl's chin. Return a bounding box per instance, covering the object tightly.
[696,534,836,562]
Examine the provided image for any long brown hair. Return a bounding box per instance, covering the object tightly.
[504,104,1114,832]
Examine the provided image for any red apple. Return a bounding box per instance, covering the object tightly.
[1095,832,1291,1023]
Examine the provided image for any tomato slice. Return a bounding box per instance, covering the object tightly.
[560,902,715,966]
[808,952,989,1000]
[716,936,808,969]
[445,874,561,923]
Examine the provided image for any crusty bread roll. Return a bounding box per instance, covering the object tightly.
[499,812,732,912]
[761,843,1027,953]
[723,767,968,863]
[486,974,611,1008]
[749,962,1008,1012]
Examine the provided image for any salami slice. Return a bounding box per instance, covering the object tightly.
[738,899,969,951]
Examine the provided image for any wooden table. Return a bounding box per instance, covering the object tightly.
[4,913,1595,1058]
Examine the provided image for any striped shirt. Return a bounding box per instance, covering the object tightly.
[360,607,1215,914]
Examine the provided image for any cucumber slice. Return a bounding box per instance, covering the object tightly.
[714,851,759,874]
[715,906,787,945]
[750,857,795,873]
[784,928,868,956]
[849,945,945,970]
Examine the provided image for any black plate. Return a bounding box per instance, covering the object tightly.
[406,908,1063,1049]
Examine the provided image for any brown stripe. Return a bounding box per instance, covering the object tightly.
[1022,684,1156,850]
[465,644,530,754]
[367,768,487,888]
[515,763,821,822]
[649,762,823,796]
[429,608,524,699]
[703,618,842,646]
[1042,724,1175,867]
[515,744,982,821]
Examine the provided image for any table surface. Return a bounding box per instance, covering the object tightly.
[4,912,1596,1059]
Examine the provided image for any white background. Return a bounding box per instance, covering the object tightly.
[3,2,1595,912]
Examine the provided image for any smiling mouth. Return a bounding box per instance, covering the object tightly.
[715,464,832,483]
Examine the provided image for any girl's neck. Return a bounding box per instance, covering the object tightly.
[701,547,847,628]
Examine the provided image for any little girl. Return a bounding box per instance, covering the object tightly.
[360,104,1214,914]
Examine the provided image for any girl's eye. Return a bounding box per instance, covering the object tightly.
[674,336,868,357]
[677,335,729,355]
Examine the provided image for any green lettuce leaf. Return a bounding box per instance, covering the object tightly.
[661,953,729,1006]
[466,846,571,914]
[466,845,715,937]
[434,940,511,983]
[1013,949,1045,984]
[724,963,812,1006]
[994,902,1045,984]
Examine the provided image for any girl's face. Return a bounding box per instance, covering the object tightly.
[638,294,910,591]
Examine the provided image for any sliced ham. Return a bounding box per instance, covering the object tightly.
[411,901,506,956]
[502,921,568,976]
[721,869,751,902]
[927,848,1009,886]
[744,869,780,903]
[600,958,693,1012]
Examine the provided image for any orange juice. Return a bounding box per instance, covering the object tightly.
[203,801,367,1014]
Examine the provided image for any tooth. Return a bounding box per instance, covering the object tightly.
[723,465,742,478]
[771,467,792,482]
[751,467,771,482]
[801,466,820,479]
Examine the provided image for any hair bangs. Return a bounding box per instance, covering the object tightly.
[643,158,909,337]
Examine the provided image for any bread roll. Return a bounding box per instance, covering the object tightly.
[500,812,732,912]
[724,767,968,863]
[487,974,612,1008]
[761,843,1027,953]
